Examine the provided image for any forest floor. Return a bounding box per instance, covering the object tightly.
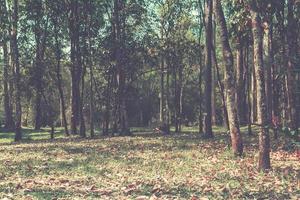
[0,126,299,200]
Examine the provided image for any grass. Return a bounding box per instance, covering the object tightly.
[0,126,299,199]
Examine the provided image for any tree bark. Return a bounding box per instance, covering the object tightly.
[159,55,165,124]
[2,42,14,130]
[53,15,69,136]
[115,0,130,135]
[55,42,69,136]
[11,0,22,141]
[250,4,271,170]
[236,37,247,125]
[69,0,82,135]
[79,67,86,138]
[203,0,213,138]
[245,44,252,136]
[33,0,46,130]
[214,0,243,156]
[265,18,273,127]
[89,67,94,138]
[286,0,299,136]
[213,46,229,131]
[1,0,14,130]
[251,63,257,123]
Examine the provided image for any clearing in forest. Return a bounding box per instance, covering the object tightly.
[0,127,299,199]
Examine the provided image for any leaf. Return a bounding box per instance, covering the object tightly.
[136,196,149,200]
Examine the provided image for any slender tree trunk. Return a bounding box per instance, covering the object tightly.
[33,2,43,130]
[245,44,252,136]
[198,56,203,134]
[265,18,273,127]
[197,0,204,134]
[89,60,94,138]
[69,0,82,135]
[211,18,217,126]
[214,0,243,156]
[11,0,22,141]
[174,64,179,133]
[286,0,299,136]
[114,0,130,136]
[178,64,183,132]
[79,68,86,138]
[103,74,111,136]
[160,56,165,124]
[251,64,257,123]
[2,43,14,130]
[55,33,69,136]
[236,37,247,125]
[203,0,213,138]
[166,57,170,134]
[212,44,229,131]
[211,64,216,126]
[271,5,282,139]
[250,5,271,170]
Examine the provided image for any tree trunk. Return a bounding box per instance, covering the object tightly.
[198,55,203,134]
[211,18,217,126]
[245,44,252,136]
[54,28,69,136]
[79,68,86,138]
[174,64,179,133]
[203,0,213,138]
[212,44,229,131]
[197,0,204,134]
[166,56,171,134]
[159,56,165,124]
[89,60,95,138]
[251,64,257,123]
[265,18,273,127]
[250,4,271,170]
[2,42,14,130]
[69,0,82,135]
[236,37,247,125]
[33,0,45,130]
[178,64,183,132]
[103,74,111,136]
[286,0,299,136]
[214,0,243,156]
[11,0,22,142]
[114,0,130,136]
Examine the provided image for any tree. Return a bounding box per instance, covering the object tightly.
[68,0,83,136]
[50,0,69,136]
[214,0,243,156]
[11,0,22,141]
[286,0,299,137]
[0,0,14,130]
[203,0,213,138]
[250,1,271,170]
[27,0,48,130]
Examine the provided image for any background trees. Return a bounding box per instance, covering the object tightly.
[0,0,299,170]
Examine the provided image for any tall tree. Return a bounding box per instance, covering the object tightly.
[51,2,69,136]
[11,0,22,141]
[236,35,247,125]
[113,0,130,135]
[69,0,83,135]
[30,0,48,130]
[286,0,299,136]
[1,0,14,130]
[250,1,271,170]
[2,43,14,130]
[203,0,213,138]
[214,0,243,156]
